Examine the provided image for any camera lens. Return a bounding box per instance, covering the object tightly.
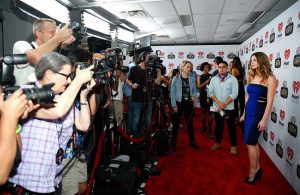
[23,87,55,104]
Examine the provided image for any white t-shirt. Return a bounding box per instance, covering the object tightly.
[13,41,38,85]
[112,79,124,101]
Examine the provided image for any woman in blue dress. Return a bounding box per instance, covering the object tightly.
[240,52,277,184]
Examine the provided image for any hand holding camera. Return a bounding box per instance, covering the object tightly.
[73,65,95,85]
[0,89,27,120]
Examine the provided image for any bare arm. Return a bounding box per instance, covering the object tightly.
[25,25,73,65]
[0,91,27,184]
[34,66,94,119]
[258,76,277,131]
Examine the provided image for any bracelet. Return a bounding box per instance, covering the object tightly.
[16,124,22,134]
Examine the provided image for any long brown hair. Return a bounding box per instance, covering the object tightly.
[248,52,273,84]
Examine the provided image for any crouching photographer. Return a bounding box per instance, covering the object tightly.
[5,52,94,195]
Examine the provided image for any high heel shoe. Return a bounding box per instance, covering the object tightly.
[244,168,263,184]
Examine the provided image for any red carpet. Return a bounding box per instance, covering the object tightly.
[145,109,296,195]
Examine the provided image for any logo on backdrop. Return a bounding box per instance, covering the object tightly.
[298,11,300,32]
[292,80,300,103]
[160,51,165,58]
[198,52,204,58]
[277,21,283,39]
[246,45,249,54]
[276,139,283,158]
[269,53,273,66]
[207,52,215,59]
[286,146,294,168]
[283,49,290,67]
[227,52,235,59]
[271,107,277,123]
[259,36,263,48]
[294,47,300,67]
[275,79,279,97]
[187,52,195,59]
[285,17,294,36]
[167,52,175,59]
[279,109,285,127]
[263,130,268,142]
[280,81,288,98]
[275,52,281,68]
[264,31,269,44]
[178,51,184,58]
[297,164,300,179]
[269,28,275,43]
[168,63,174,69]
[269,131,275,147]
[288,116,297,137]
[252,41,255,51]
[218,51,224,58]
[256,37,259,48]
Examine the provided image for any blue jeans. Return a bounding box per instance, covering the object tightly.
[130,100,153,137]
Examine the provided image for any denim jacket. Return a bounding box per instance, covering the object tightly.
[208,73,238,110]
[171,74,197,107]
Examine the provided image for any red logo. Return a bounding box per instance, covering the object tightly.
[178,52,184,56]
[256,37,259,44]
[218,51,224,56]
[280,110,285,121]
[293,81,300,93]
[284,49,290,60]
[298,11,300,20]
[270,131,275,141]
[198,52,204,56]
[265,31,269,39]
[269,53,273,62]
[287,146,294,160]
[169,63,174,68]
[278,22,283,32]
[160,52,165,56]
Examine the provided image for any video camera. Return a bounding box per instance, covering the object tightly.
[0,54,55,104]
[145,50,163,81]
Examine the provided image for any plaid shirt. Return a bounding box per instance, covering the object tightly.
[9,107,77,193]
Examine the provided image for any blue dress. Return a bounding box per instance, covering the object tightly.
[244,84,268,145]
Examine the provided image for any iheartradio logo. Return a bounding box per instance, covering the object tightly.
[270,131,275,141]
[293,81,300,93]
[280,110,285,121]
[198,52,204,56]
[287,146,294,160]
[178,52,184,56]
[278,22,283,32]
[169,63,174,68]
[284,49,290,60]
[269,53,273,62]
[218,51,224,56]
[265,31,269,39]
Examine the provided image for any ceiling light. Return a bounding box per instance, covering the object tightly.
[180,15,192,26]
[20,0,69,22]
[226,18,242,22]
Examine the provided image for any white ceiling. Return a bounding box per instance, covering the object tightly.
[62,0,297,45]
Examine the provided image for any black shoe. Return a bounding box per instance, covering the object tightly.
[149,166,161,176]
[244,168,263,184]
[190,142,199,149]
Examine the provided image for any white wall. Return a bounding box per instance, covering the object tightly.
[238,1,300,193]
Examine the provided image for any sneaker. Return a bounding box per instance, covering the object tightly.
[211,143,221,150]
[230,146,237,155]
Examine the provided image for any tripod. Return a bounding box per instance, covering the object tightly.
[147,86,175,156]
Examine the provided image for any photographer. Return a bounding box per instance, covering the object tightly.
[8,52,94,194]
[127,51,161,137]
[0,89,38,185]
[13,18,75,85]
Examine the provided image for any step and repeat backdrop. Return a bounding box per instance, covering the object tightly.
[238,1,300,193]
[151,45,238,75]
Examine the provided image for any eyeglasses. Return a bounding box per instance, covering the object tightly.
[218,66,227,69]
[56,72,72,79]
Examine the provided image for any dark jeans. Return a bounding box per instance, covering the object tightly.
[172,100,196,144]
[213,110,237,146]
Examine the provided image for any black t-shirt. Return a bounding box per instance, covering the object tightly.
[128,65,147,102]
[181,77,190,101]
